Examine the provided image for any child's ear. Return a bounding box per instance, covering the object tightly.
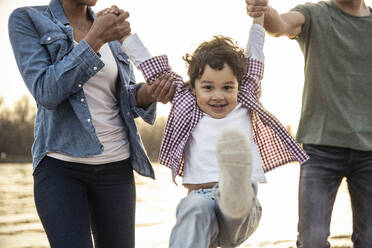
[191,87,196,96]
[187,82,196,95]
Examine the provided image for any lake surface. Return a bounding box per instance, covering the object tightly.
[0,163,352,248]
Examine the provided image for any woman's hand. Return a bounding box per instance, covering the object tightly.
[136,74,176,107]
[148,74,176,104]
[85,7,131,52]
[101,6,132,44]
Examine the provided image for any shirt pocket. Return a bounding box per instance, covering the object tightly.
[116,52,130,65]
[40,32,71,63]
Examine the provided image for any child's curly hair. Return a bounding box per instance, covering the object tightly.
[183,35,246,89]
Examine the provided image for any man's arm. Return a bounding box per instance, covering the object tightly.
[246,0,305,38]
[264,8,305,38]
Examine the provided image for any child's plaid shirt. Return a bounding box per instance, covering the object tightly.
[138,55,308,182]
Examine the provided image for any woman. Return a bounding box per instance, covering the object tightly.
[8,0,174,247]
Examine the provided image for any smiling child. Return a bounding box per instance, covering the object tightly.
[121,14,308,248]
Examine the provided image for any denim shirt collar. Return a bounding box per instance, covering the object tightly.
[48,0,96,25]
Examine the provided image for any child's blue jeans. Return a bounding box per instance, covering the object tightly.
[169,183,261,248]
[33,156,136,248]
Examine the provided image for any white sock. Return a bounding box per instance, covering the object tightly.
[216,126,253,219]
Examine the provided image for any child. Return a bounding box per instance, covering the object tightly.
[121,14,308,248]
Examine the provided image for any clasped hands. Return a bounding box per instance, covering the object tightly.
[245,0,268,18]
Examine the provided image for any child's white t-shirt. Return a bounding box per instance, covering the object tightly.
[183,103,267,184]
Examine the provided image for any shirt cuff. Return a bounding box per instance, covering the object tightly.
[122,33,152,67]
[246,24,265,62]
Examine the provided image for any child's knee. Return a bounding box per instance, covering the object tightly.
[176,191,216,220]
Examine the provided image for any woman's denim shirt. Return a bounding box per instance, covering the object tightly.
[8,0,157,179]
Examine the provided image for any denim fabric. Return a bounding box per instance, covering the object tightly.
[297,144,372,248]
[34,156,136,248]
[8,0,157,178]
[169,184,262,248]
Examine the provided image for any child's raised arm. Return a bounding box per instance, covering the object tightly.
[121,34,178,104]
[246,13,265,62]
[240,13,265,99]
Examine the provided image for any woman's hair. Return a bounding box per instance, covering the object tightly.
[183,35,246,89]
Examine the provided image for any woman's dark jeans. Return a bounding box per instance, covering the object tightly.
[297,144,372,248]
[33,156,136,248]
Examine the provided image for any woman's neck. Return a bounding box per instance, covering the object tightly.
[60,0,89,23]
[60,0,94,42]
[333,0,371,16]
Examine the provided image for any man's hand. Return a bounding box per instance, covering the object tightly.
[246,0,268,18]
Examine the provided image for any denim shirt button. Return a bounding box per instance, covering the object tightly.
[80,98,84,102]
[78,84,82,88]
[87,118,91,122]
[93,66,97,71]
[47,37,51,41]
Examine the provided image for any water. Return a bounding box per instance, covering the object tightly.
[0,163,352,248]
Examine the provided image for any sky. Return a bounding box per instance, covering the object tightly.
[1,0,372,132]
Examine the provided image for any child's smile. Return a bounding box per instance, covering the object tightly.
[192,63,239,119]
[209,103,228,113]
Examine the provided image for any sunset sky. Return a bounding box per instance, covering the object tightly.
[1,0,371,132]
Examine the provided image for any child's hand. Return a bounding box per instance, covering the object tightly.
[245,0,268,18]
[253,13,264,26]
[246,0,266,26]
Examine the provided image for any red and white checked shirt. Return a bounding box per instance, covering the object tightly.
[138,56,308,181]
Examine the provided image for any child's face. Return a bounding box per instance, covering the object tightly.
[192,63,239,119]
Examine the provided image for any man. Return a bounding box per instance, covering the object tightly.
[245,0,372,247]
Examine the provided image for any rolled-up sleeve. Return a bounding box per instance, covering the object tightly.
[127,81,157,125]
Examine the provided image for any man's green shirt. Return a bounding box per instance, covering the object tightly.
[292,1,372,150]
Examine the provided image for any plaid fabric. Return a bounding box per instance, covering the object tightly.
[139,55,309,181]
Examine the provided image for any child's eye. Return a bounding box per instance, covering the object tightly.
[224,86,234,90]
[202,85,213,90]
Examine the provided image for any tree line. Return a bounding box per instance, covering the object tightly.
[0,96,35,162]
